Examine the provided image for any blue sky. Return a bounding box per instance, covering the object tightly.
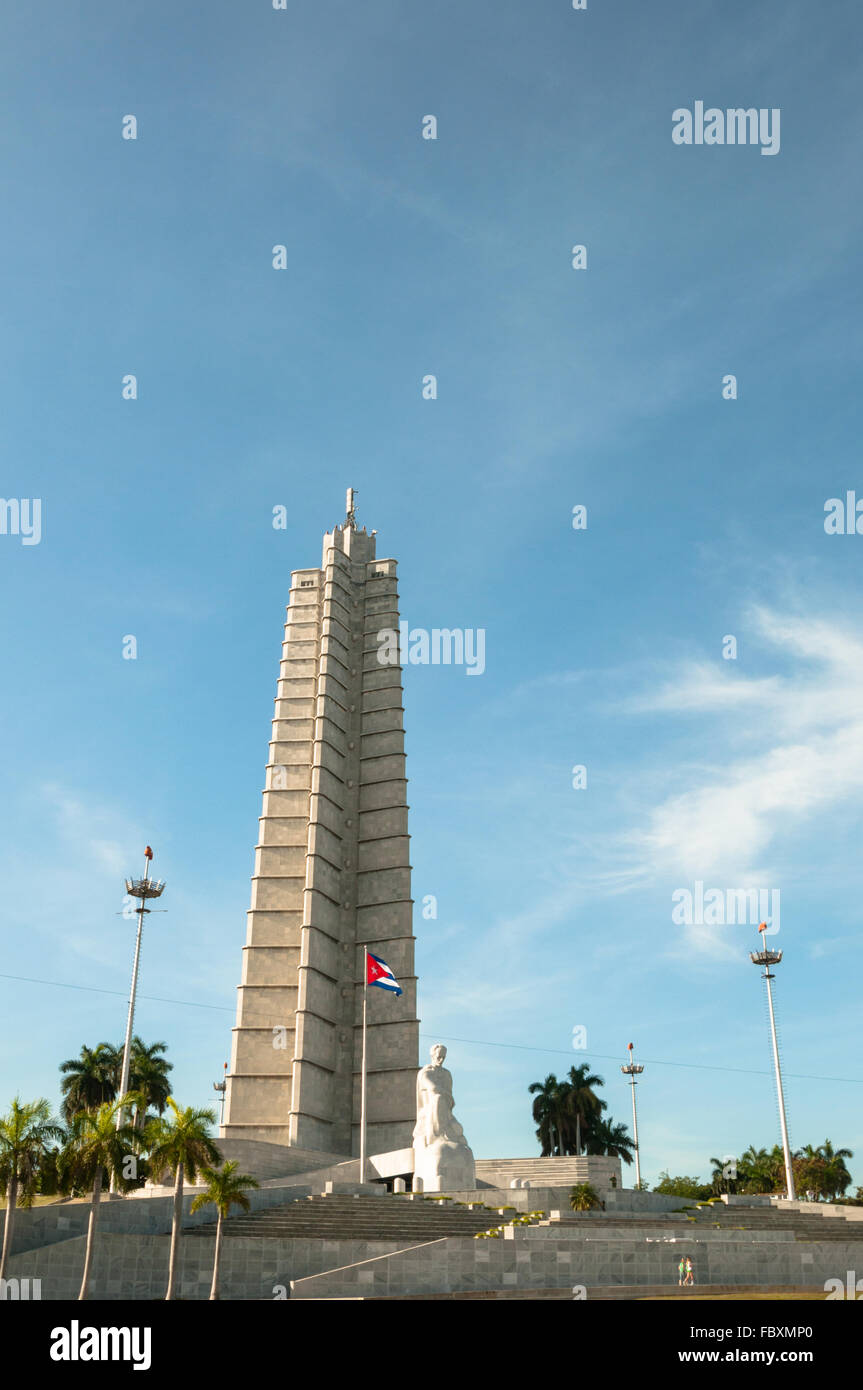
[2,0,862,1190]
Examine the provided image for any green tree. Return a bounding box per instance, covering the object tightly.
[564,1065,606,1156]
[737,1146,779,1194]
[569,1182,601,1212]
[189,1161,259,1299]
[0,1097,64,1280]
[59,1044,119,1121]
[528,1075,568,1157]
[654,1171,711,1200]
[147,1098,220,1300]
[768,1145,791,1193]
[794,1144,828,1199]
[585,1117,635,1166]
[60,1096,140,1299]
[817,1139,853,1201]
[129,1038,173,1130]
[35,1144,64,1199]
[709,1155,736,1196]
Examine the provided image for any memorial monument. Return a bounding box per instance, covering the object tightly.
[222,493,419,1158]
[412,1044,476,1191]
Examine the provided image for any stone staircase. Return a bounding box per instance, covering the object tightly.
[549,1205,863,1243]
[184,1194,514,1243]
[475,1157,617,1188]
[685,1204,863,1243]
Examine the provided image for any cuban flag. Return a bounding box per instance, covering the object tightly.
[366,951,402,996]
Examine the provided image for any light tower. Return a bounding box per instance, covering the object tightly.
[620,1042,645,1190]
[213,1062,228,1128]
[750,922,796,1200]
[116,847,166,1130]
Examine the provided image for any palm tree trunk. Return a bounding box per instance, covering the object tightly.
[209,1211,223,1300]
[165,1161,184,1300]
[576,1112,582,1157]
[0,1168,18,1281]
[78,1168,102,1300]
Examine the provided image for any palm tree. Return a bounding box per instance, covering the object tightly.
[818,1139,853,1201]
[189,1161,259,1299]
[528,1075,568,1157]
[768,1144,792,1194]
[147,1098,220,1300]
[98,1043,124,1094]
[129,1038,173,1130]
[0,1097,64,1280]
[59,1044,118,1121]
[585,1117,635,1166]
[569,1182,601,1212]
[710,1155,736,1195]
[794,1143,827,1199]
[564,1065,606,1155]
[738,1145,777,1194]
[60,1095,140,1299]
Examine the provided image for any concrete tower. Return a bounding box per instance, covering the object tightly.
[222,493,418,1157]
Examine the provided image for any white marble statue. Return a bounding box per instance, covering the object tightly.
[412,1043,475,1192]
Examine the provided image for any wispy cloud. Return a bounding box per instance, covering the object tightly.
[43,784,137,878]
[628,606,863,882]
[457,601,863,970]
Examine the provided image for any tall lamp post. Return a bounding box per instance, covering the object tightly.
[750,923,796,1200]
[116,847,166,1128]
[213,1062,228,1128]
[621,1042,645,1190]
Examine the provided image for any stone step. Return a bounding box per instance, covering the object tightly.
[185,1193,508,1241]
[361,1283,818,1302]
[554,1215,860,1242]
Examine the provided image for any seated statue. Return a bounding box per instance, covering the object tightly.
[412,1043,475,1192]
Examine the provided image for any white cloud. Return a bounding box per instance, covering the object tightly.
[472,603,863,967]
[43,785,134,877]
[629,608,863,883]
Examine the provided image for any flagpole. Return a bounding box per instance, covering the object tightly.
[360,945,368,1185]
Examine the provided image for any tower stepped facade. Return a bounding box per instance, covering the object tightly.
[222,504,419,1156]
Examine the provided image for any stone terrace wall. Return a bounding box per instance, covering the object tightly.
[5,1232,407,1301]
[291,1225,863,1299]
[7,1182,317,1258]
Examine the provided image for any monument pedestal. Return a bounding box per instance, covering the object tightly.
[414,1138,476,1193]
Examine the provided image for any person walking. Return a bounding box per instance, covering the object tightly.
[678,1255,686,1286]
[684,1256,694,1286]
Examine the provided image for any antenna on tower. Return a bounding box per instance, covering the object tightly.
[345,487,357,529]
